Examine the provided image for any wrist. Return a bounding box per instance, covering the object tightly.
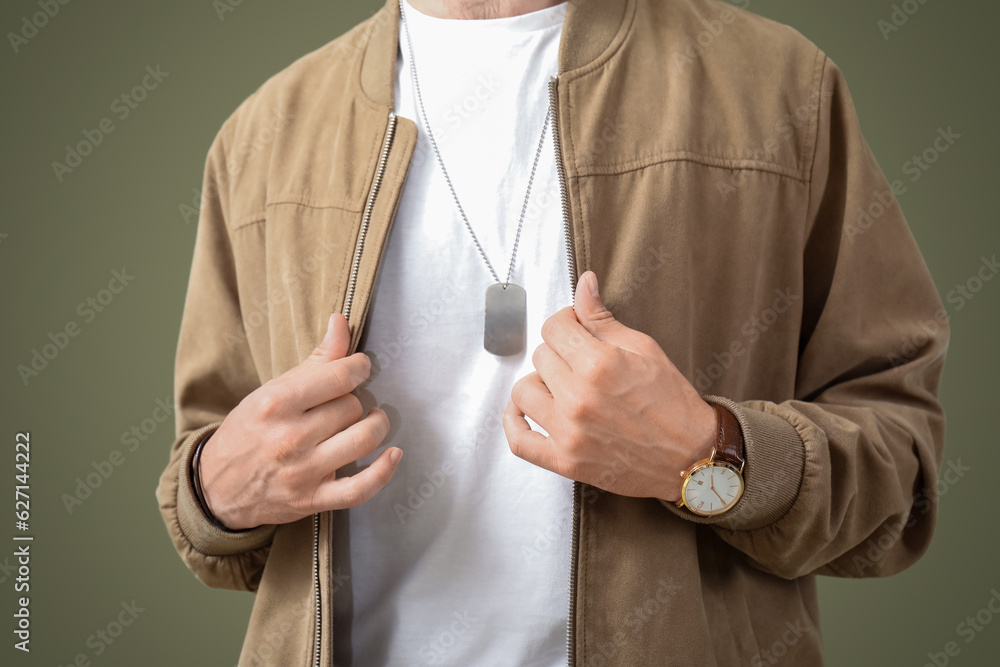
[190,431,244,532]
[684,398,720,470]
[657,399,719,502]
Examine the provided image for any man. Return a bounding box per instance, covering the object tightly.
[155,0,948,664]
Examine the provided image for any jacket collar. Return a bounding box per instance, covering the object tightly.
[359,0,633,108]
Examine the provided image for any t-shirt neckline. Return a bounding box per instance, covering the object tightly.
[400,0,568,34]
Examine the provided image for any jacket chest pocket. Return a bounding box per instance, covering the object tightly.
[230,204,362,378]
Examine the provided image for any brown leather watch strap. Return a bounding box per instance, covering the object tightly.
[711,403,745,472]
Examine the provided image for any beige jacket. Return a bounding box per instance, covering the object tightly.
[155,0,949,664]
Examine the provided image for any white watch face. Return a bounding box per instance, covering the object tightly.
[683,464,744,516]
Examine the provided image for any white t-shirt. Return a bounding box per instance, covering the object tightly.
[331,1,573,665]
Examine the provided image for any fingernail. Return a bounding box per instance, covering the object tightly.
[587,271,599,298]
[321,313,336,346]
[325,313,334,335]
[389,448,402,465]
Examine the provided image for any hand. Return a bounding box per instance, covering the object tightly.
[503,271,717,502]
[199,313,401,530]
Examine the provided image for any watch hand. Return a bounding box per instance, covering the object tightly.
[708,472,726,504]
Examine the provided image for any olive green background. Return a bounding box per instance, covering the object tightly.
[1,0,996,665]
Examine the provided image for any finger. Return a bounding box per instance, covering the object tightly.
[573,271,647,353]
[503,397,564,477]
[294,352,372,409]
[531,342,572,391]
[301,392,365,443]
[307,312,351,363]
[315,407,392,470]
[312,446,402,511]
[540,306,600,370]
[510,372,557,432]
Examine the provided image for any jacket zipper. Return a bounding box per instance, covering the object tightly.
[312,111,399,667]
[310,81,575,663]
[549,74,581,667]
[311,510,322,667]
[343,113,400,320]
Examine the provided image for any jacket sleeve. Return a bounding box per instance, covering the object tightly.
[155,119,277,592]
[662,55,949,580]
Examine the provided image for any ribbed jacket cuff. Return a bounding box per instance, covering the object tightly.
[176,422,277,556]
[660,395,806,531]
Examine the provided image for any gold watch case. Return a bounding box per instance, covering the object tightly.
[676,450,745,517]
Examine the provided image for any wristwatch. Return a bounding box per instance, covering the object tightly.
[675,403,746,516]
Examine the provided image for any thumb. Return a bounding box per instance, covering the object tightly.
[308,312,352,362]
[573,271,629,343]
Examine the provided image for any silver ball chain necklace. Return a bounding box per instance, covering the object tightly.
[398,0,552,356]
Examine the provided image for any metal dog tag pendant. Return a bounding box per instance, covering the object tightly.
[484,283,526,356]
